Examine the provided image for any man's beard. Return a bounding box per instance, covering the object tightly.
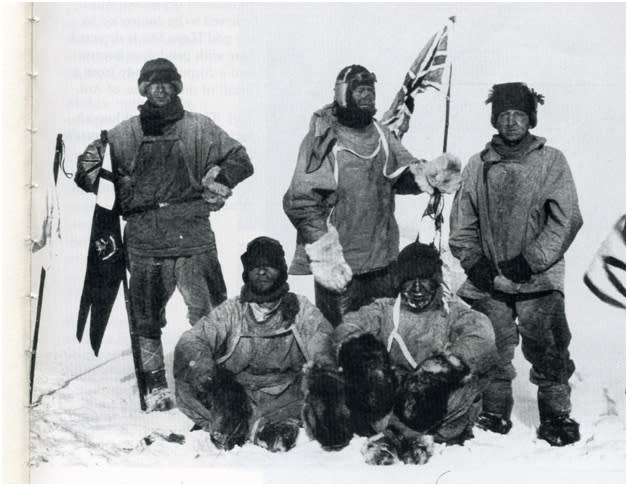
[334,98,376,129]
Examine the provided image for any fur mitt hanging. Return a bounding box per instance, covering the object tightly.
[305,225,353,292]
[408,153,462,195]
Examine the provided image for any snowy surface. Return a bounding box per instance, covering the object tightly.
[28,3,625,484]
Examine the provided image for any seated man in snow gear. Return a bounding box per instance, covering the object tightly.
[75,58,254,412]
[449,82,583,446]
[304,242,497,464]
[283,64,461,327]
[174,237,338,452]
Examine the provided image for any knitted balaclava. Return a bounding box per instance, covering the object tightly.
[486,82,544,129]
[240,237,288,290]
[395,242,442,287]
[333,64,377,128]
[138,58,183,96]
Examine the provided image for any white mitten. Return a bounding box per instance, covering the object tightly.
[305,225,353,292]
[409,153,462,194]
[202,166,232,211]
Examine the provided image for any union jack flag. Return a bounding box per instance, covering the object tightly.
[381,17,454,140]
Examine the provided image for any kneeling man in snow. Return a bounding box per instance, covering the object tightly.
[173,237,337,452]
[305,242,498,464]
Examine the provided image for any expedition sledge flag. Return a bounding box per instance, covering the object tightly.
[381,17,457,250]
[75,131,147,410]
[30,134,67,405]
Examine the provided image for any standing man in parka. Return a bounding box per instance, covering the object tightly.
[283,64,461,326]
[449,82,583,446]
[75,58,254,411]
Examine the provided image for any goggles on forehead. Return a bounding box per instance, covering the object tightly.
[334,70,377,107]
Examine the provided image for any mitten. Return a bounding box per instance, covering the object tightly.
[305,225,353,292]
[408,153,462,194]
[498,253,532,283]
[467,255,497,292]
[195,367,252,451]
[339,334,396,436]
[301,363,353,451]
[395,353,469,433]
[202,166,232,211]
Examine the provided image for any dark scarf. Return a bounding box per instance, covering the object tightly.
[333,99,376,129]
[239,283,300,324]
[138,96,184,135]
[490,133,537,160]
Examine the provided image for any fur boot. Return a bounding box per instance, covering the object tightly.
[252,418,300,453]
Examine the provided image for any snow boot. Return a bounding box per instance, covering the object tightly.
[476,411,512,435]
[537,416,580,446]
[302,363,353,451]
[253,419,300,453]
[139,336,175,412]
[362,433,401,465]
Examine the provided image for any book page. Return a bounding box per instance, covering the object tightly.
[2,2,32,484]
[27,3,625,484]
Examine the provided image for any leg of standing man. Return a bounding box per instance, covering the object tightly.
[516,291,579,446]
[470,294,518,434]
[129,254,177,411]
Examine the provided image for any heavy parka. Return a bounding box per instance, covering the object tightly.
[174,294,335,430]
[449,136,582,298]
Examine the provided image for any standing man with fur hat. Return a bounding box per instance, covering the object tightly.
[303,242,497,464]
[283,64,461,327]
[449,82,583,446]
[173,237,338,452]
[75,58,254,411]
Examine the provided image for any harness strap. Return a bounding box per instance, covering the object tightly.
[386,298,418,369]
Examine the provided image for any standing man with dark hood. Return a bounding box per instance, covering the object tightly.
[449,82,583,446]
[75,58,254,411]
[283,64,461,326]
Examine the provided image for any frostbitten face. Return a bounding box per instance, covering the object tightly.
[401,277,438,312]
[248,266,280,294]
[496,109,530,143]
[351,85,376,113]
[145,82,176,107]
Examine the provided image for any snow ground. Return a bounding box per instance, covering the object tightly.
[28,216,626,484]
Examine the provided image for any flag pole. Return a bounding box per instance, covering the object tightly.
[29,134,63,405]
[442,16,456,153]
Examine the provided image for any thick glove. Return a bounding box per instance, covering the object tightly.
[305,225,353,292]
[395,353,469,433]
[498,254,532,283]
[202,166,232,211]
[417,352,471,388]
[302,363,353,451]
[408,153,462,194]
[194,367,252,451]
[339,334,396,436]
[467,255,498,292]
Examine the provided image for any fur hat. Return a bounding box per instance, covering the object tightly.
[241,236,288,284]
[486,82,544,128]
[395,242,442,286]
[334,64,377,108]
[138,58,183,96]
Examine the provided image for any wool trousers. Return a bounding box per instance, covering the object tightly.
[128,250,227,338]
[468,290,575,421]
